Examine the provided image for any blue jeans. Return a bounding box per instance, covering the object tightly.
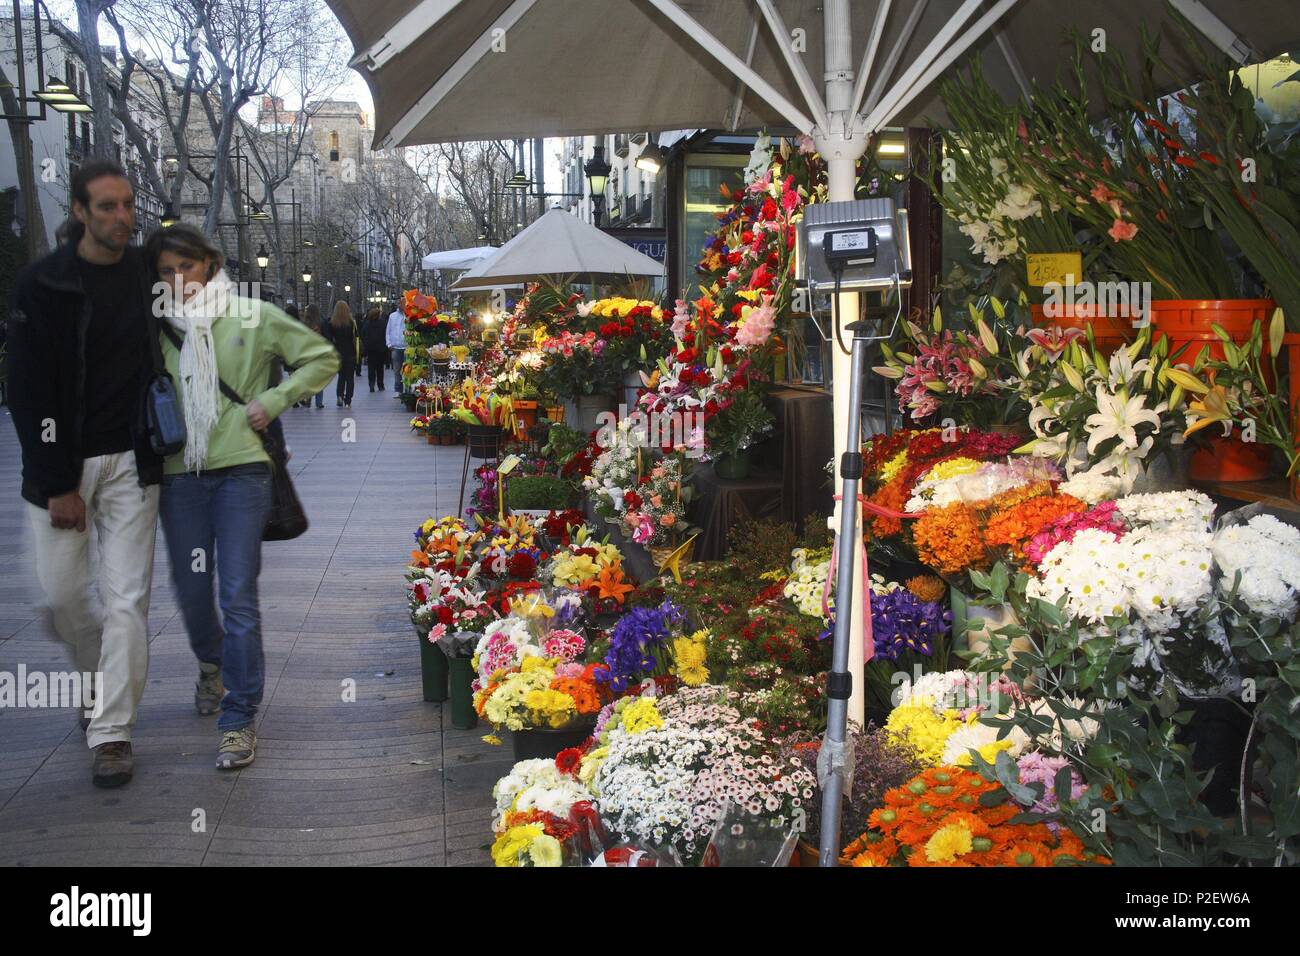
[159,463,272,731]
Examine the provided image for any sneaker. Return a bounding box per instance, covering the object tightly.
[337,398,343,407]
[92,741,133,788]
[196,663,223,716]
[216,727,257,770]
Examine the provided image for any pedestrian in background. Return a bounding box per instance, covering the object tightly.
[361,307,388,392]
[385,300,406,396]
[330,301,358,407]
[303,304,326,408]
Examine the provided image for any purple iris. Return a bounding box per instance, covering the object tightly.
[596,600,686,692]
[868,588,950,662]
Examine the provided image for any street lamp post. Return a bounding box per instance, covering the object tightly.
[302,266,312,306]
[583,143,611,228]
[256,243,270,288]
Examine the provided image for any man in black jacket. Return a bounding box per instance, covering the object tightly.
[8,159,164,789]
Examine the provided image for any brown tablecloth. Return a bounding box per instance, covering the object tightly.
[766,384,834,531]
[689,466,784,560]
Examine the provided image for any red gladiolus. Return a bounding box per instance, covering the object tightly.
[1174,156,1197,168]
[1198,152,1220,166]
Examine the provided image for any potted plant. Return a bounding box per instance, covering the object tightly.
[505,474,575,520]
[430,344,453,378]
[706,387,774,480]
[1169,310,1299,486]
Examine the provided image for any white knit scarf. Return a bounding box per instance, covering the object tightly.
[162,269,233,472]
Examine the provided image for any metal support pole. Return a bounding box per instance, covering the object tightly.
[817,316,871,867]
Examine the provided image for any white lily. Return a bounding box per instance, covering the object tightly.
[1105,349,1151,390]
[1085,387,1162,455]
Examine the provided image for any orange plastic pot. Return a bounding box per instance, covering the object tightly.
[1029,304,1134,355]
[1150,299,1275,364]
[513,400,539,429]
[1189,434,1273,483]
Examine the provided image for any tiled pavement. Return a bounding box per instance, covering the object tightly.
[0,378,509,865]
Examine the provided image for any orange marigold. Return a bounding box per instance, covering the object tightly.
[912,503,988,575]
[905,574,947,603]
[984,493,1085,561]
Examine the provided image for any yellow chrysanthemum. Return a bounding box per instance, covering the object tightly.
[885,699,965,766]
[671,633,710,687]
[490,823,544,867]
[954,738,1018,767]
[924,821,974,863]
[924,456,982,482]
[880,449,909,484]
[621,697,664,734]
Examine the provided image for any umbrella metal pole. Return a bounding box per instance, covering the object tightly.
[818,318,870,866]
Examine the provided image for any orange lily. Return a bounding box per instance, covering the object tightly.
[594,565,634,604]
[1184,385,1233,437]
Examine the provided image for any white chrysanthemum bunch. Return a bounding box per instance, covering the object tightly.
[1212,514,1300,621]
[784,552,831,617]
[492,758,591,832]
[595,687,815,861]
[1058,468,1126,505]
[1114,489,1215,532]
[1028,525,1214,632]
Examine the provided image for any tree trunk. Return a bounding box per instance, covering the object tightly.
[0,64,50,259]
[74,0,116,160]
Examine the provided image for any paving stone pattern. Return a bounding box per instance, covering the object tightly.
[0,382,509,865]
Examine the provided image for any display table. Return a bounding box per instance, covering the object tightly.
[765,384,835,530]
[689,466,784,561]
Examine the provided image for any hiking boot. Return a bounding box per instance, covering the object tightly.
[92,741,133,788]
[216,727,256,770]
[196,663,223,716]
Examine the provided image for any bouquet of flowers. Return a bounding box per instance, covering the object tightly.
[590,686,818,865]
[618,454,696,548]
[402,289,463,346]
[579,296,674,371]
[875,301,1027,426]
[537,329,621,398]
[840,764,1109,867]
[1011,328,1193,492]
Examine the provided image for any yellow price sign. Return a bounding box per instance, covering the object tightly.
[497,454,522,475]
[1026,252,1083,288]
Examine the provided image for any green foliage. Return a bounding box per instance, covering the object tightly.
[965,563,1299,866]
[540,424,588,470]
[726,517,799,577]
[503,475,574,511]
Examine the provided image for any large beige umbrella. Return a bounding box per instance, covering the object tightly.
[448,207,664,290]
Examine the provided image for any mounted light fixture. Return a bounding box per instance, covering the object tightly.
[160,203,179,228]
[36,79,92,112]
[256,244,270,269]
[302,268,313,283]
[504,171,531,190]
[634,142,668,174]
[877,141,906,156]
[250,204,271,221]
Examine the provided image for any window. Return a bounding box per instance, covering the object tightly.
[329,131,340,161]
[679,155,747,301]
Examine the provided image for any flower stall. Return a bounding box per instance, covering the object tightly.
[386,12,1300,869]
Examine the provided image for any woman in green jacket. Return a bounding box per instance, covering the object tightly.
[146,223,339,770]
